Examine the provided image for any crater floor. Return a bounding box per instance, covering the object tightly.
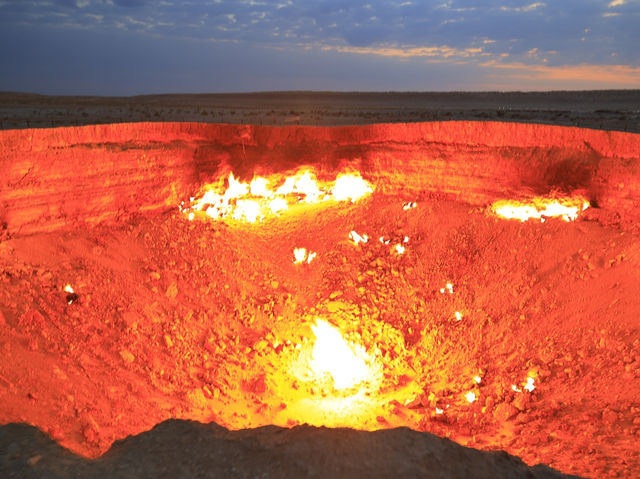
[0,193,638,478]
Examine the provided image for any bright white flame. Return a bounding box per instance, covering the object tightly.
[454,311,462,321]
[403,202,417,210]
[512,384,522,393]
[293,248,307,264]
[226,173,250,199]
[349,231,369,245]
[332,173,373,202]
[465,391,477,403]
[524,376,535,392]
[309,319,375,390]
[275,176,296,196]
[63,284,74,294]
[394,244,406,255]
[293,248,317,265]
[233,199,261,223]
[250,177,271,197]
[435,407,444,415]
[474,375,482,384]
[268,197,289,214]
[187,169,374,223]
[293,171,323,203]
[491,196,590,222]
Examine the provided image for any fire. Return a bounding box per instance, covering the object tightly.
[331,173,373,202]
[308,319,378,390]
[491,195,590,222]
[465,391,477,403]
[186,169,373,223]
[349,230,369,245]
[293,248,316,265]
[524,376,536,392]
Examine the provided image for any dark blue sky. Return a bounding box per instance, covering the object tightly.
[1,0,638,95]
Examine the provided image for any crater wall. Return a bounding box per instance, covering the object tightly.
[1,121,638,235]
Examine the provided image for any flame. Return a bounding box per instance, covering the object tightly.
[308,319,378,391]
[524,376,536,392]
[63,284,75,294]
[349,231,369,245]
[440,282,454,294]
[293,248,316,265]
[186,169,373,223]
[465,391,477,403]
[491,195,590,222]
[332,173,374,202]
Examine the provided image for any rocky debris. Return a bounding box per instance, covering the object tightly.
[0,419,582,479]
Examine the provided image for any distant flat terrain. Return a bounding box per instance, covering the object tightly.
[1,90,639,132]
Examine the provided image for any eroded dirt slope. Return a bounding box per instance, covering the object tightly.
[1,121,639,236]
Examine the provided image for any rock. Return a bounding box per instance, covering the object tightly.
[602,409,617,425]
[119,350,135,363]
[494,402,518,422]
[165,282,178,299]
[513,394,530,412]
[326,301,347,313]
[0,417,581,478]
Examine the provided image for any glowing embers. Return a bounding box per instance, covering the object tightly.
[490,195,590,222]
[184,169,373,223]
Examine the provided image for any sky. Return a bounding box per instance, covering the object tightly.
[0,0,639,95]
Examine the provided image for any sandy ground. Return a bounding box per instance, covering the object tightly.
[1,90,640,132]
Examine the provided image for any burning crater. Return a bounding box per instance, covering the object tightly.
[0,121,639,478]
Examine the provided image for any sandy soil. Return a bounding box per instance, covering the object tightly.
[1,90,639,132]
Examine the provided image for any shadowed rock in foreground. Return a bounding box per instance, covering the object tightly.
[0,419,581,479]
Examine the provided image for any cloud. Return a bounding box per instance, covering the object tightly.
[480,60,640,88]
[0,0,638,92]
[321,43,487,60]
[499,2,545,13]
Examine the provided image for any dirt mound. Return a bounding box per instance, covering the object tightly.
[0,419,580,479]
